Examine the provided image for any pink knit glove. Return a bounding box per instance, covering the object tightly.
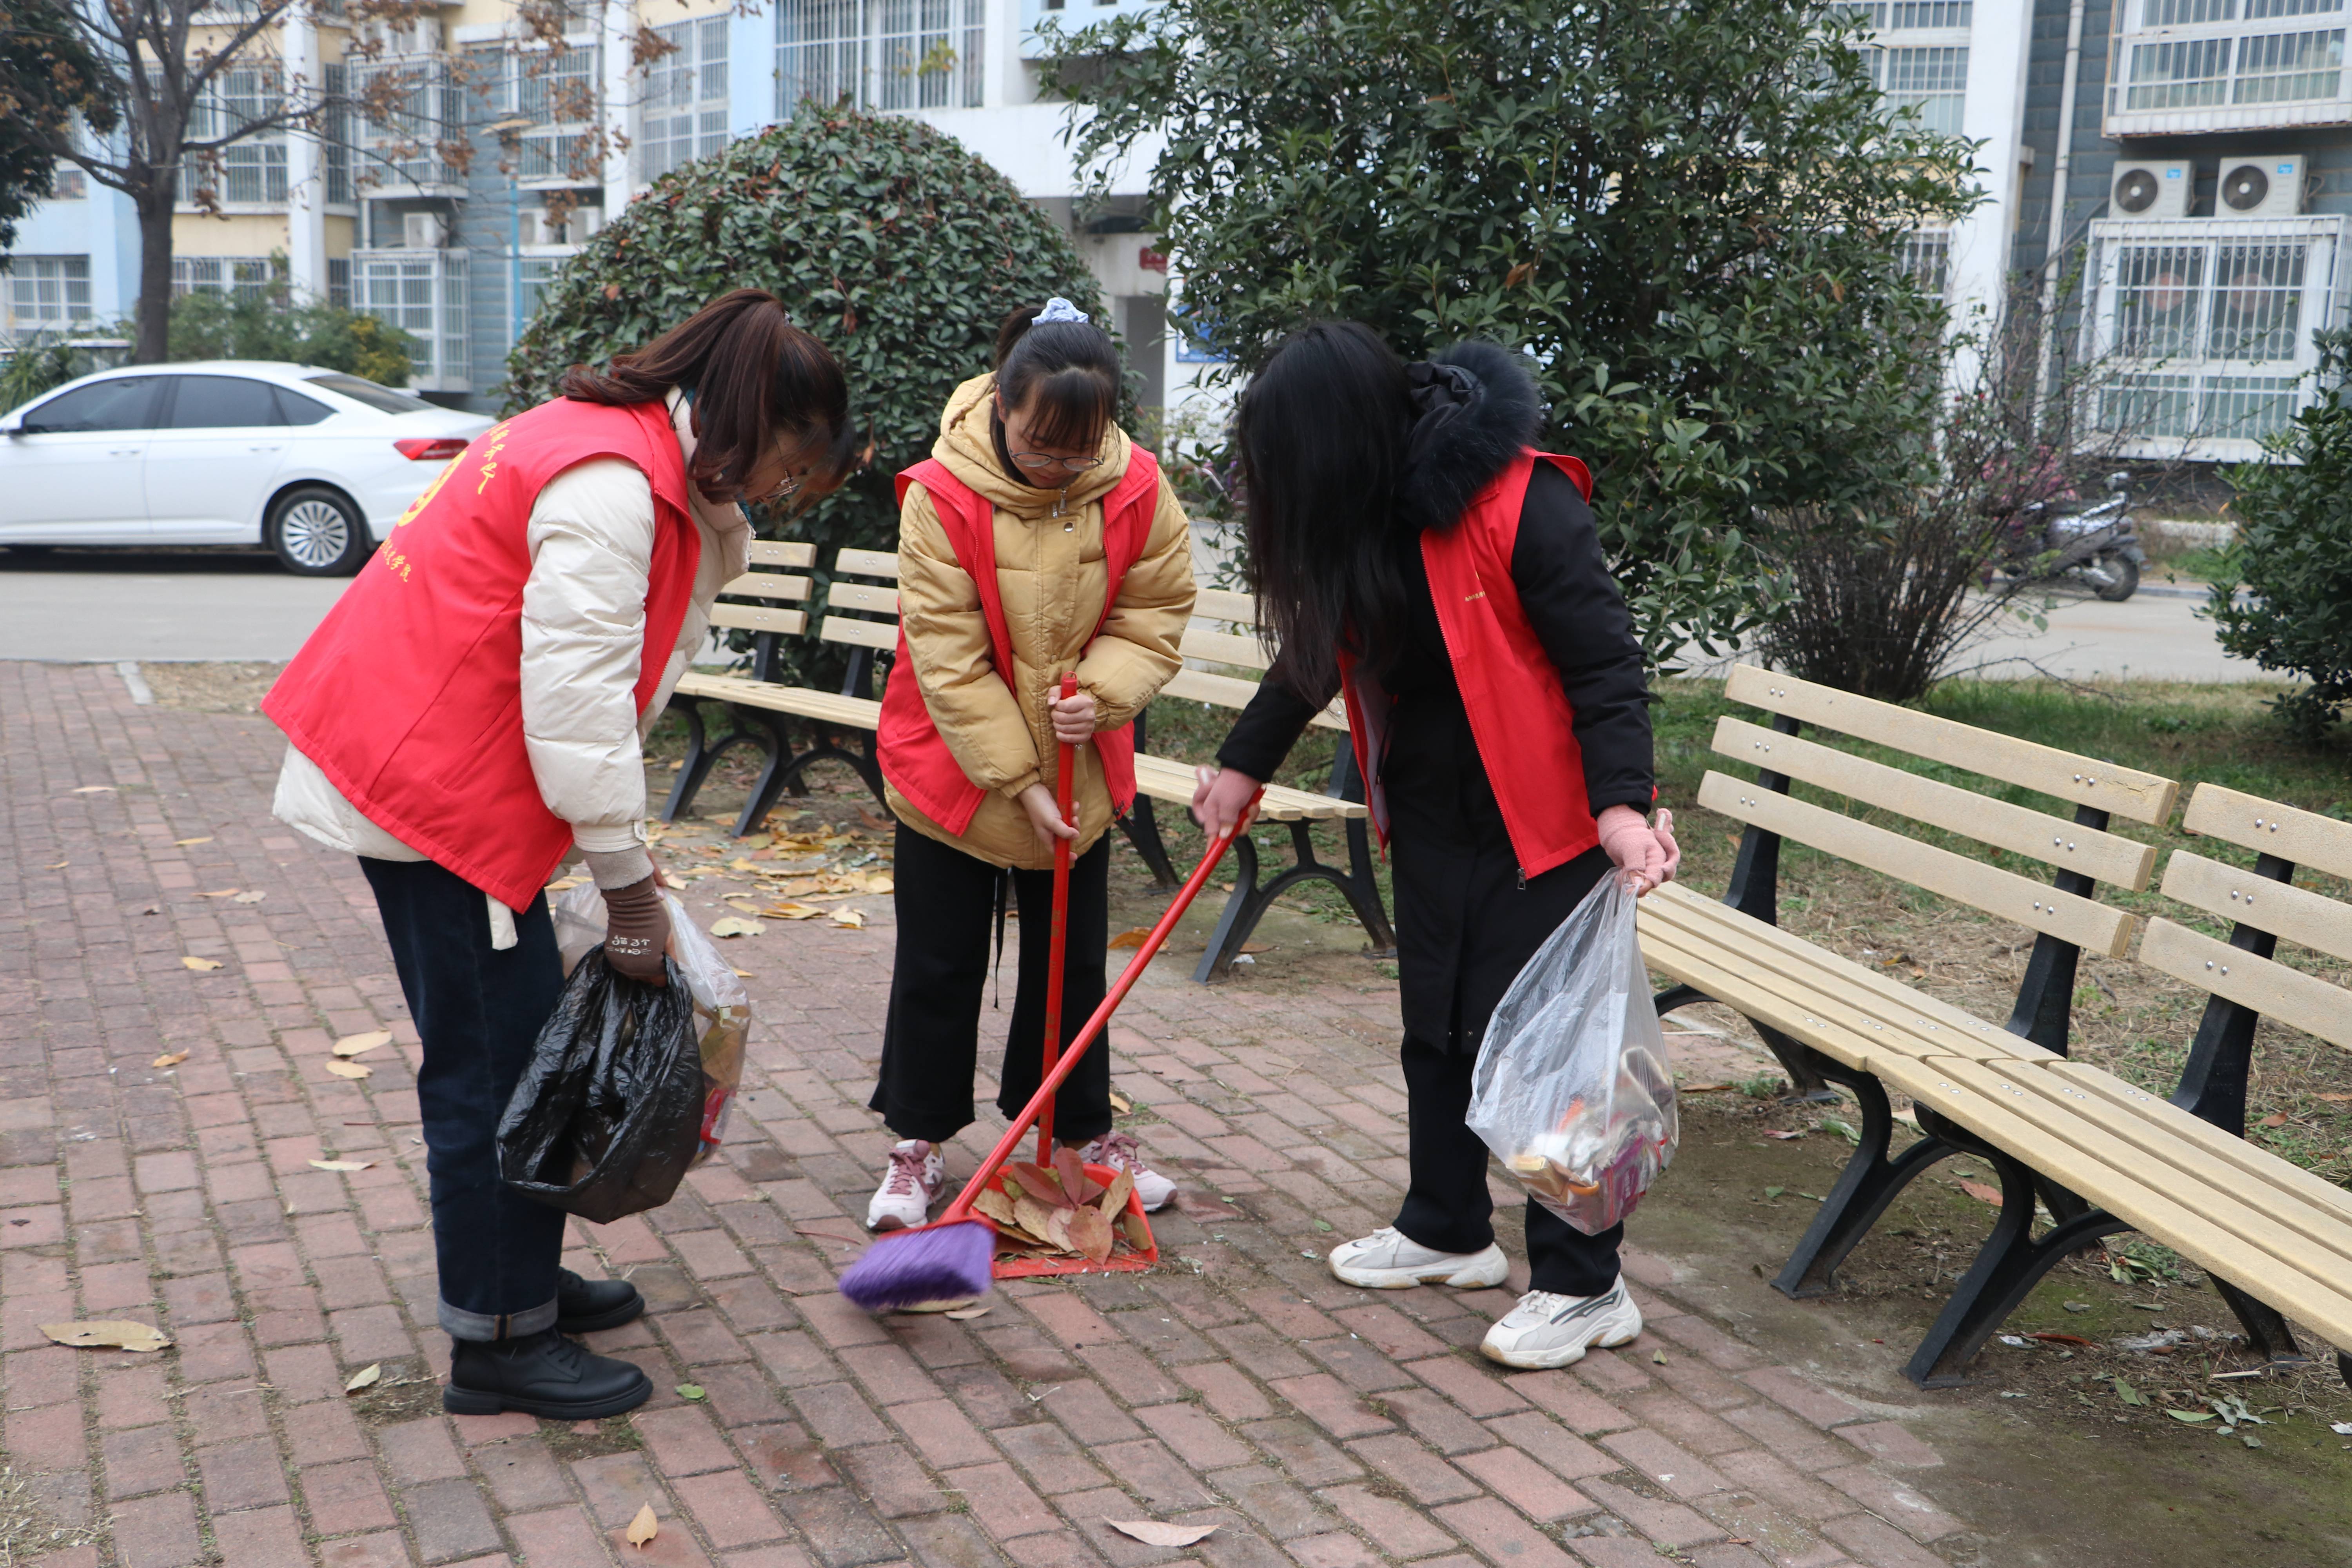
[1595,805,1680,896]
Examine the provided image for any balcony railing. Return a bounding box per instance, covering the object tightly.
[2106,0,2352,135]
[350,57,465,193]
[2082,213,2345,459]
[352,246,469,392]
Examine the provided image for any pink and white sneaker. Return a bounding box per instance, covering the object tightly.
[1071,1131,1177,1212]
[865,1140,944,1231]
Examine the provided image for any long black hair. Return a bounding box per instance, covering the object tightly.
[1236,321,1416,696]
[991,301,1120,452]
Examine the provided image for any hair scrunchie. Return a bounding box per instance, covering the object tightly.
[1033,297,1090,325]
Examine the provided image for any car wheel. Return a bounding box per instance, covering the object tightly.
[268,486,371,576]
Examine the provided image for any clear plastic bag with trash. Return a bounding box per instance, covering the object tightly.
[1465,873,1677,1235]
[550,883,750,1165]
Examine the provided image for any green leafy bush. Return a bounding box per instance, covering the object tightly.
[2211,330,2352,739]
[506,107,1109,685]
[1045,0,1975,668]
[167,286,419,387]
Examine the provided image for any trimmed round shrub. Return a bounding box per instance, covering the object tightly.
[507,107,1109,682]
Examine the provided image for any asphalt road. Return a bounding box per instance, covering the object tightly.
[0,544,2264,682]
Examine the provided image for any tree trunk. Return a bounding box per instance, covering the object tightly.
[133,180,176,363]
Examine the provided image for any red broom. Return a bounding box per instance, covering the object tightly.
[840,762,1262,1313]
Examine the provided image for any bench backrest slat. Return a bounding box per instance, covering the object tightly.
[1161,667,1348,732]
[2181,784,2352,882]
[712,604,808,636]
[2161,850,2352,966]
[719,571,811,603]
[1181,626,1273,673]
[822,614,897,652]
[836,547,902,580]
[2140,917,2352,1052]
[1713,716,2158,891]
[1725,664,2179,826]
[1194,586,1256,623]
[750,540,817,569]
[831,582,900,616]
[1698,770,2137,957]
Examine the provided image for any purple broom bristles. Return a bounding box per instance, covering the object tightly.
[838,1218,995,1312]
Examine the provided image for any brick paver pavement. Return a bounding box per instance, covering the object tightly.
[2,661,1973,1568]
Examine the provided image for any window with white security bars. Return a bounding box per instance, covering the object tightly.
[2109,0,2351,133]
[182,69,287,207]
[2085,216,2345,457]
[352,56,463,189]
[353,248,469,389]
[1869,45,1971,134]
[777,0,983,117]
[173,256,276,301]
[3,256,92,331]
[639,19,729,183]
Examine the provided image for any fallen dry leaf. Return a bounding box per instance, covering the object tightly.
[174,836,214,846]
[180,956,222,972]
[708,917,766,938]
[42,1319,170,1354]
[763,901,825,920]
[231,890,267,904]
[831,909,866,929]
[1099,1170,1136,1219]
[196,888,240,898]
[151,1050,189,1068]
[626,1503,659,1548]
[333,1030,394,1058]
[942,1305,991,1321]
[1957,1179,2004,1207]
[2260,1112,2290,1128]
[1108,928,1152,950]
[1108,1091,1132,1114]
[1053,1146,1093,1205]
[2318,1093,2352,1103]
[1679,1083,1733,1093]
[345,1362,383,1393]
[1004,1163,1069,1209]
[973,1187,1021,1229]
[2026,1332,2093,1348]
[45,860,66,869]
[725,898,762,915]
[1064,1205,1115,1265]
[326,1060,372,1080]
[1105,1520,1218,1548]
[309,1159,375,1173]
[71,785,116,793]
[1761,1129,1804,1141]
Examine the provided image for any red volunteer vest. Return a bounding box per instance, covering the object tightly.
[877,451,1160,835]
[263,397,702,909]
[1341,450,1601,882]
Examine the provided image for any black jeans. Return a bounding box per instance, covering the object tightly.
[361,857,568,1340]
[1394,1032,1623,1297]
[869,824,1113,1148]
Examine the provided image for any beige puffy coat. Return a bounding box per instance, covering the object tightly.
[887,373,1194,870]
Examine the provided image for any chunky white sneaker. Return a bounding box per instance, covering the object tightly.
[1478,1282,1644,1370]
[1327,1226,1510,1289]
[865,1140,943,1232]
[1073,1132,1176,1213]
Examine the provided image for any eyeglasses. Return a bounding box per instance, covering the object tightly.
[1009,450,1103,475]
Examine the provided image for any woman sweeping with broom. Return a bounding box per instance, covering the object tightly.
[860,298,1195,1234]
[1191,323,1680,1370]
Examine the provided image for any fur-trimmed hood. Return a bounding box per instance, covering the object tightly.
[1398,340,1544,534]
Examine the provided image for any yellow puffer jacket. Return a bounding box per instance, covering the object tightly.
[885,373,1196,870]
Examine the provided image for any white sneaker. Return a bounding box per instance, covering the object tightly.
[1479,1283,1644,1370]
[1327,1226,1510,1289]
[865,1140,943,1231]
[1072,1132,1176,1213]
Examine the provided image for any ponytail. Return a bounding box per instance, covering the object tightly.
[990,298,1119,452]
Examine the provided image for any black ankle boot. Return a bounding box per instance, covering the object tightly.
[444,1329,652,1419]
[555,1268,644,1334]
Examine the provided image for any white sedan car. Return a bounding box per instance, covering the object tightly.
[0,360,493,575]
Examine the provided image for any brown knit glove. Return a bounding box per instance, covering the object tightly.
[602,875,671,986]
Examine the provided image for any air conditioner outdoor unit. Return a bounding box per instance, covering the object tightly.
[2218,154,2306,218]
[2110,159,2192,221]
[402,212,448,249]
[571,205,604,239]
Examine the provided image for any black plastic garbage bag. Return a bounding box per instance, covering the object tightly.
[497,949,704,1224]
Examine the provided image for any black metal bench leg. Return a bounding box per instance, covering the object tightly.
[1773,1058,1950,1299]
[732,708,802,838]
[2209,1278,2311,1366]
[1193,834,1267,983]
[1341,817,1396,955]
[1120,796,1181,889]
[1902,1120,2133,1388]
[2338,1350,2352,1392]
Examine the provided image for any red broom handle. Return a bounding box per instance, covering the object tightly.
[1034,673,1079,1165]
[938,786,1264,1225]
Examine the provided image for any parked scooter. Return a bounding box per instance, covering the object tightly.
[1993,472,2145,602]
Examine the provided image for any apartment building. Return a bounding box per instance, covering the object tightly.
[2,0,1187,417]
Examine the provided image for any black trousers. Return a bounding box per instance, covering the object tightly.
[1394,1032,1624,1297]
[360,857,568,1340]
[869,824,1114,1147]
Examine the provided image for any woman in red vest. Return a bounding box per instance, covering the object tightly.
[1192,323,1680,1369]
[265,290,853,1417]
[862,299,1196,1235]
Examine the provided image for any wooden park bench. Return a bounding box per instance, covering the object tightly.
[1637,666,2352,1388]
[663,550,1394,980]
